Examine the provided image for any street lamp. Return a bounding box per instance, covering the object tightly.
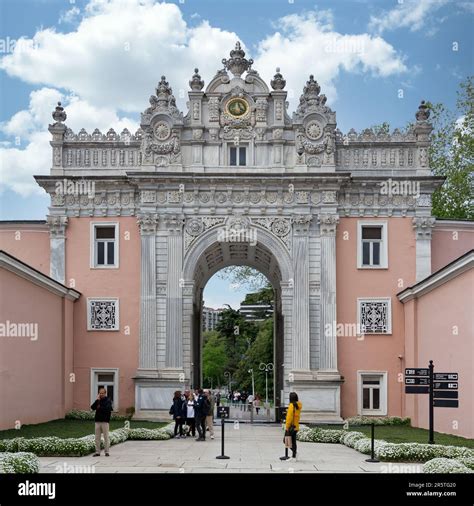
[248,368,255,397]
[224,371,232,398]
[259,362,274,405]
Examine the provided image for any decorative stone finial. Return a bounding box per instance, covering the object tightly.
[156,75,172,97]
[222,41,253,78]
[416,100,430,122]
[271,67,286,90]
[304,75,321,96]
[189,68,204,91]
[52,102,67,124]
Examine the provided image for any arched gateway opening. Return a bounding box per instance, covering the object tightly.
[182,219,291,416]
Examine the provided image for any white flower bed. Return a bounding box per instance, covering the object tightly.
[422,458,473,473]
[65,409,128,421]
[128,428,170,440]
[0,452,40,473]
[295,426,474,471]
[345,416,410,426]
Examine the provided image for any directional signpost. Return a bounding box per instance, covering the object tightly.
[216,406,230,460]
[405,361,459,444]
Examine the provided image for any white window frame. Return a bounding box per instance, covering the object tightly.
[229,145,247,166]
[357,371,388,416]
[87,297,120,331]
[90,222,119,269]
[357,220,388,269]
[90,368,119,411]
[357,297,392,335]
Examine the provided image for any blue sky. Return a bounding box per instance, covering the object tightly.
[0,0,472,306]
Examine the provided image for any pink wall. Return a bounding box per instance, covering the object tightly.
[403,269,473,439]
[0,223,50,276]
[432,225,474,272]
[66,217,140,413]
[336,217,416,419]
[0,268,73,430]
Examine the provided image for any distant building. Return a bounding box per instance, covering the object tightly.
[239,303,274,321]
[202,306,224,331]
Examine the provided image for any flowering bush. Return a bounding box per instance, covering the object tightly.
[375,442,474,462]
[65,409,128,421]
[422,458,473,473]
[297,428,346,443]
[345,416,411,426]
[0,452,40,473]
[128,428,170,440]
[354,437,388,455]
[340,431,366,448]
[457,456,474,470]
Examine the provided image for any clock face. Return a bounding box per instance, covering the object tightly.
[226,98,249,118]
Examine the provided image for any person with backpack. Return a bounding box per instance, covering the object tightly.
[281,392,302,461]
[204,389,215,439]
[169,390,185,438]
[194,388,207,441]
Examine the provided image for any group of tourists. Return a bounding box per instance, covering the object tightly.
[169,388,215,441]
[89,386,302,461]
[227,390,262,413]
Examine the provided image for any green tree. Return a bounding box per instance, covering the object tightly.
[202,331,227,388]
[217,266,269,291]
[430,76,474,220]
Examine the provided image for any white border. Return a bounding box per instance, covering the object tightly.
[357,297,392,334]
[357,370,388,416]
[90,222,119,269]
[90,367,119,411]
[87,297,120,331]
[357,220,388,269]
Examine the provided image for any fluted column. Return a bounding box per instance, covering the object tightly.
[165,215,185,369]
[291,215,311,371]
[47,215,68,284]
[319,213,339,372]
[413,216,436,282]
[137,213,159,371]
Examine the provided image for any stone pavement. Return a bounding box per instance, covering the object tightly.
[38,424,422,474]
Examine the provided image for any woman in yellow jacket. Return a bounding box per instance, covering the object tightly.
[284,392,302,461]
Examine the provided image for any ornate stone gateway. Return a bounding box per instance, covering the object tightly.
[38,42,438,422]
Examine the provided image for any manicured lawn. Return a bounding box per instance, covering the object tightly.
[0,419,167,439]
[311,424,474,448]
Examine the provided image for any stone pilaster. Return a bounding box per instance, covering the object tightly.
[47,215,68,284]
[413,216,436,282]
[165,215,185,370]
[291,215,311,371]
[137,213,159,373]
[318,213,339,374]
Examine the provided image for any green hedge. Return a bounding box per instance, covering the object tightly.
[297,426,474,470]
[0,452,40,473]
[0,424,174,458]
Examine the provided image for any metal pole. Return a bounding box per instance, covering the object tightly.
[216,417,229,460]
[365,423,380,463]
[429,360,434,444]
[265,370,268,405]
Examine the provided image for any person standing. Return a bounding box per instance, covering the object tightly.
[204,390,215,439]
[254,393,261,415]
[216,391,221,408]
[283,392,302,461]
[194,388,207,441]
[185,392,196,437]
[91,387,113,457]
[169,390,185,438]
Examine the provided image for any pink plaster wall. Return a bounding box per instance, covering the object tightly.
[431,225,474,272]
[66,217,140,413]
[0,268,73,430]
[336,217,417,419]
[0,224,50,276]
[403,269,473,439]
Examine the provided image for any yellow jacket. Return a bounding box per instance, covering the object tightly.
[285,401,303,431]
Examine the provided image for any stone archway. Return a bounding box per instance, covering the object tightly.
[181,219,294,411]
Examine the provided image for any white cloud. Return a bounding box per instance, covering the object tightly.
[369,0,449,34]
[59,6,81,25]
[0,1,409,198]
[254,11,407,105]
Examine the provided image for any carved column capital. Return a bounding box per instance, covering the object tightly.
[318,213,339,236]
[292,214,312,234]
[165,214,185,233]
[47,215,68,238]
[137,213,159,234]
[412,216,436,239]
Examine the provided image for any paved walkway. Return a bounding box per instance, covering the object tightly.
[38,424,422,474]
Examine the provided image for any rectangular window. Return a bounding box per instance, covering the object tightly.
[91,223,119,268]
[358,372,387,415]
[229,146,247,166]
[91,369,118,409]
[357,221,388,268]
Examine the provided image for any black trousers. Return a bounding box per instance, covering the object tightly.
[291,430,298,457]
[174,418,184,436]
[195,416,206,439]
[186,417,196,436]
